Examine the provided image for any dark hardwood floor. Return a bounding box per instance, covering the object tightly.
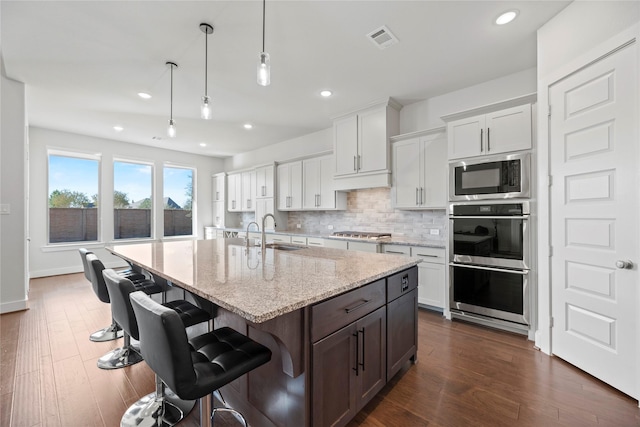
[1,273,638,426]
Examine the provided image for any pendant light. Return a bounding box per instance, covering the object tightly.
[166,61,178,138]
[200,23,214,120]
[257,0,270,86]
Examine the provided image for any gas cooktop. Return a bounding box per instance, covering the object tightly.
[331,231,392,240]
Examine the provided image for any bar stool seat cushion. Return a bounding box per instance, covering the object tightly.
[164,299,212,328]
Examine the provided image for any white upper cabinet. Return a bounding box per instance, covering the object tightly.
[333,99,400,190]
[227,172,241,212]
[392,129,447,209]
[255,164,275,198]
[443,95,535,160]
[228,171,255,212]
[303,155,346,210]
[277,161,303,210]
[212,172,225,202]
[241,170,256,211]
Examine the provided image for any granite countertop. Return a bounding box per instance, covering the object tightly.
[107,238,420,324]
[207,226,445,249]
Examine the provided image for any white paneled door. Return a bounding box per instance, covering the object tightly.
[550,40,638,399]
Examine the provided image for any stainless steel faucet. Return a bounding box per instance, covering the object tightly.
[245,221,259,246]
[261,213,276,252]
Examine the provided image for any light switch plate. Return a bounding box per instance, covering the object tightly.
[327,225,334,230]
[0,204,9,214]
[429,229,439,235]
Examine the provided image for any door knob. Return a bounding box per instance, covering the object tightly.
[615,260,634,269]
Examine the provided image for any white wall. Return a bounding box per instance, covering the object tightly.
[0,72,28,313]
[29,127,225,278]
[400,67,537,134]
[537,1,640,78]
[224,128,332,171]
[535,1,640,354]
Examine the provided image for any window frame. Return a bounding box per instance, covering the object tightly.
[162,164,196,239]
[47,149,102,245]
[112,158,155,241]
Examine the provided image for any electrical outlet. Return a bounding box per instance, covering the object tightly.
[296,224,301,229]
[429,229,440,235]
[327,225,334,230]
[0,204,9,215]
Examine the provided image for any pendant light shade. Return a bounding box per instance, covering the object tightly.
[200,23,214,120]
[166,61,178,138]
[257,0,270,86]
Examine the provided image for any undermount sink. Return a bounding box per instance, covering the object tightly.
[265,243,303,251]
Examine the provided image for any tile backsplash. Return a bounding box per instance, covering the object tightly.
[287,188,447,243]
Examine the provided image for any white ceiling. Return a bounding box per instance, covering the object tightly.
[1,1,569,158]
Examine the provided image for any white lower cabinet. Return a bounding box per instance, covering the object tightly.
[347,241,380,253]
[383,244,445,311]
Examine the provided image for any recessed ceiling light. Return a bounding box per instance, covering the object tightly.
[199,143,207,147]
[113,125,124,132]
[243,123,253,130]
[138,92,152,99]
[320,90,333,97]
[495,10,518,25]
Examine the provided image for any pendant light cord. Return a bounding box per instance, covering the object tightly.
[262,0,266,52]
[204,31,208,96]
[170,64,173,119]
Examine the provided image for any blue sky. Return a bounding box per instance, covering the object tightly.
[50,156,193,207]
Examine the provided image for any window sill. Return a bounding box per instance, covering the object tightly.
[41,241,105,252]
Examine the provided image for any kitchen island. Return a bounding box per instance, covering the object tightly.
[108,238,420,427]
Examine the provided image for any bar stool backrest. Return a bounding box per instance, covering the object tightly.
[79,248,93,282]
[103,269,141,340]
[130,291,196,396]
[86,253,111,303]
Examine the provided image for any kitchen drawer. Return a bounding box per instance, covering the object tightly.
[387,266,418,303]
[410,246,445,264]
[307,237,324,247]
[382,245,410,256]
[290,236,307,245]
[311,279,385,342]
[266,234,291,244]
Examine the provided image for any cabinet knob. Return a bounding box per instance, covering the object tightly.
[616,259,634,269]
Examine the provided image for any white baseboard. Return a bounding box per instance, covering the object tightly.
[29,260,128,279]
[0,298,29,314]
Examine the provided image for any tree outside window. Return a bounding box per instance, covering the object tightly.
[163,167,193,237]
[48,154,99,243]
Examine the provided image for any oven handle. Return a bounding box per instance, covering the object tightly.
[451,263,529,275]
[450,215,529,220]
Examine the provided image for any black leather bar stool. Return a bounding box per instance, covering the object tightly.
[103,271,212,426]
[79,248,149,342]
[130,290,272,427]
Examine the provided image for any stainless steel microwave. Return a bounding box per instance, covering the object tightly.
[449,152,530,201]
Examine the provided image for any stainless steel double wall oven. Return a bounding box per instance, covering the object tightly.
[449,153,531,332]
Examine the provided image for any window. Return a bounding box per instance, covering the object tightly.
[163,166,193,237]
[113,160,153,239]
[48,153,99,243]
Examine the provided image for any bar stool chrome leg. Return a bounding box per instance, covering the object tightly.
[90,318,123,342]
[96,333,143,369]
[120,375,195,427]
[212,390,248,427]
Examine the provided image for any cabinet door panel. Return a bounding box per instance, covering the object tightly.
[387,290,417,380]
[421,135,447,208]
[318,155,336,209]
[358,107,388,173]
[334,115,359,176]
[417,262,445,309]
[277,164,290,210]
[485,104,532,154]
[302,158,320,209]
[312,324,357,427]
[393,138,421,208]
[289,161,303,209]
[356,306,386,410]
[447,114,485,159]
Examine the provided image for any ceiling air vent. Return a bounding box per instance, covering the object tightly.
[367,25,399,50]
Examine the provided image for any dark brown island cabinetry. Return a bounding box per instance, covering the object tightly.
[311,267,418,427]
